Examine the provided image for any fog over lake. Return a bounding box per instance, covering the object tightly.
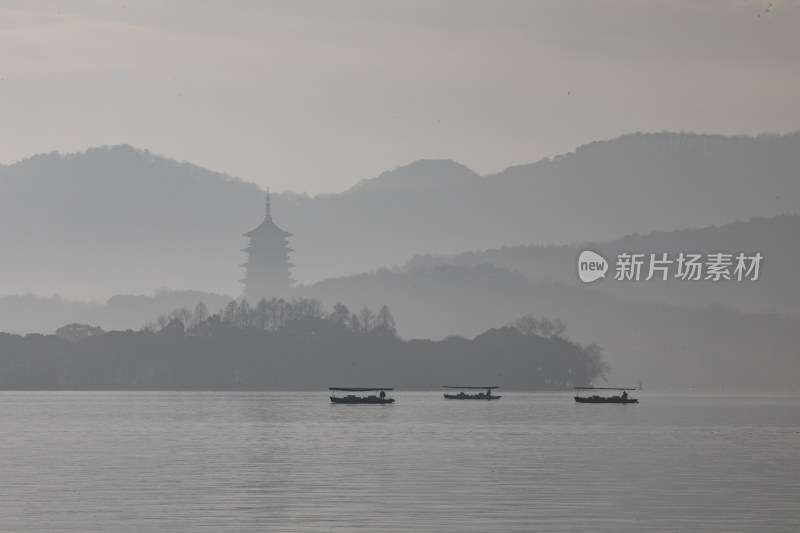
[1,2,798,531]
[1,391,798,532]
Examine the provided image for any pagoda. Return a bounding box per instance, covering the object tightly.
[240,190,294,301]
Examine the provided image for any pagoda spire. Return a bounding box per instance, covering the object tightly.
[265,188,272,221]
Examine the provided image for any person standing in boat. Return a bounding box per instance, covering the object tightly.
[486,388,493,398]
[379,390,386,400]
[621,391,628,400]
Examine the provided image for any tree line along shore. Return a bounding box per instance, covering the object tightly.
[0,298,608,390]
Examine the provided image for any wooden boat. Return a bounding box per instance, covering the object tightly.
[443,386,501,400]
[574,387,638,404]
[329,387,395,404]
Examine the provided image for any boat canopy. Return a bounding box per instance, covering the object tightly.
[443,386,499,389]
[574,387,637,390]
[329,387,393,391]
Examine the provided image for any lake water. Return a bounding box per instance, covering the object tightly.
[0,390,798,532]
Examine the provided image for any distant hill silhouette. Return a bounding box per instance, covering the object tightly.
[0,290,231,336]
[298,264,800,388]
[1,262,796,388]
[281,132,800,286]
[0,145,262,298]
[349,159,481,192]
[1,132,798,299]
[405,214,800,316]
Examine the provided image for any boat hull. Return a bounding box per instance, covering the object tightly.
[443,394,501,400]
[574,396,638,404]
[330,395,394,404]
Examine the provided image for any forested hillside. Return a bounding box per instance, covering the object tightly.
[0,298,606,391]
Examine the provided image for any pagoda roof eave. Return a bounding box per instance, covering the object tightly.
[243,219,292,237]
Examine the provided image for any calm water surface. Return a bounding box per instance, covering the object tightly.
[0,390,798,532]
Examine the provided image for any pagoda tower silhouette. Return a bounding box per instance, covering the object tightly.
[240,190,294,301]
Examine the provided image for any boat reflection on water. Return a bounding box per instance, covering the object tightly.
[329,387,395,404]
[574,387,639,404]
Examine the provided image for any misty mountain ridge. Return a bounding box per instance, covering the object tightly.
[2,254,797,388]
[405,213,800,317]
[3,212,793,338]
[349,159,481,193]
[1,131,798,301]
[296,262,800,388]
[2,211,798,389]
[0,145,262,299]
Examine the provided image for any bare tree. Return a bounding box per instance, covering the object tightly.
[330,302,350,325]
[191,302,209,328]
[169,308,193,328]
[552,318,567,338]
[358,307,375,334]
[511,314,567,338]
[290,297,323,322]
[375,305,397,337]
[154,313,170,330]
[221,300,238,325]
[538,318,555,338]
[253,298,269,330]
[513,314,540,336]
[236,299,252,329]
[348,312,361,334]
[266,298,289,332]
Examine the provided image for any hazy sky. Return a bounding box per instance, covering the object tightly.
[1,0,798,194]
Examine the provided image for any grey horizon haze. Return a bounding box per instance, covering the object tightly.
[0,2,799,390]
[1,1,798,194]
[1,135,799,388]
[2,4,800,528]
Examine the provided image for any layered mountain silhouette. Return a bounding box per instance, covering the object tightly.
[297,264,799,388]
[1,132,797,299]
[406,214,800,317]
[349,159,481,192]
[1,132,798,388]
